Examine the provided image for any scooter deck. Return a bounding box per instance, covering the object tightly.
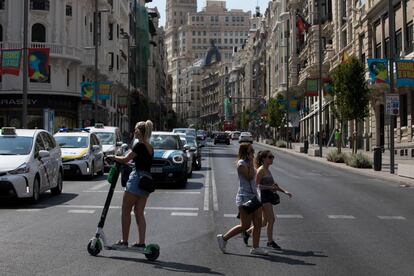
[105,245,146,253]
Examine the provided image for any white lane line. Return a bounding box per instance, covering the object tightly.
[148,207,199,211]
[224,213,237,218]
[56,205,120,209]
[328,215,355,219]
[82,190,201,194]
[83,190,123,193]
[377,216,406,220]
[90,182,109,190]
[16,209,41,212]
[276,214,304,219]
[171,212,198,216]
[203,153,210,211]
[56,205,198,211]
[210,154,219,211]
[68,210,95,214]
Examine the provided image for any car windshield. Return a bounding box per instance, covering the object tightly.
[0,136,33,155]
[150,135,180,150]
[185,136,197,147]
[197,130,205,136]
[55,136,88,148]
[94,132,115,145]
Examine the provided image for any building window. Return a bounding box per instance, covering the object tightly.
[401,94,407,127]
[31,23,46,42]
[0,0,5,10]
[406,22,413,54]
[395,30,402,57]
[108,23,113,40]
[116,54,119,70]
[66,69,70,87]
[30,0,49,11]
[374,43,381,58]
[384,38,390,58]
[0,24,2,42]
[108,52,114,71]
[66,5,72,16]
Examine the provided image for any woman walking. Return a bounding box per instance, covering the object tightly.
[216,143,268,255]
[244,150,292,249]
[108,120,154,249]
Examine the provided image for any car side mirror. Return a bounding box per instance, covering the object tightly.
[183,145,190,151]
[38,150,50,159]
[189,146,197,152]
[116,141,123,147]
[121,143,128,150]
[92,145,100,151]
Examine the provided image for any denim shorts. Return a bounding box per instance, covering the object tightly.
[125,170,151,197]
[235,194,255,207]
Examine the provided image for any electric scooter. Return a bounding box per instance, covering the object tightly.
[87,161,160,261]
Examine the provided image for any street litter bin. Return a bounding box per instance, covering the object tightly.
[373,146,382,171]
[304,139,309,154]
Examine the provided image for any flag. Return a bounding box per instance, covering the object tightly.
[28,48,50,82]
[1,49,22,76]
[296,13,311,35]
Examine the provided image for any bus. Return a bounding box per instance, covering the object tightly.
[223,120,236,132]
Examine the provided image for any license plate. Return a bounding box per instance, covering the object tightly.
[150,167,163,173]
[63,165,70,170]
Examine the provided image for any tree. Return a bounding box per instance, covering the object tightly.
[331,57,370,154]
[267,94,286,140]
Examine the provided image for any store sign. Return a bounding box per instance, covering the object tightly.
[0,99,38,105]
[386,94,399,115]
[98,82,113,101]
[396,60,414,88]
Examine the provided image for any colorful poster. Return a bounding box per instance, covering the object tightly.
[367,59,389,85]
[323,78,333,96]
[98,82,112,100]
[396,60,414,88]
[305,79,318,97]
[28,48,50,82]
[81,82,95,101]
[1,49,22,76]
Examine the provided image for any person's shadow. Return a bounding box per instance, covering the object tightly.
[101,256,224,275]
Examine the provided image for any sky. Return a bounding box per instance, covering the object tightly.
[146,0,271,27]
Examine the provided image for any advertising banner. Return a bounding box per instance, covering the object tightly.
[396,60,414,88]
[118,96,128,108]
[81,82,95,101]
[98,82,112,100]
[1,49,22,76]
[28,48,50,82]
[367,59,389,85]
[305,79,318,97]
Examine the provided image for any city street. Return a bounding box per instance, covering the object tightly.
[1,142,413,276]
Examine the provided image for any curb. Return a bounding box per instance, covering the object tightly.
[257,142,414,187]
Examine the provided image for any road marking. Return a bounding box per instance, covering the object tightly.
[224,213,237,218]
[276,214,304,219]
[171,212,198,216]
[16,209,41,212]
[82,190,201,194]
[328,215,355,219]
[68,209,95,214]
[377,216,406,220]
[203,152,210,211]
[83,190,123,193]
[56,205,198,211]
[210,155,219,211]
[90,182,109,190]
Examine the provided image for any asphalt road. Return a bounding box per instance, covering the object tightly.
[0,141,413,276]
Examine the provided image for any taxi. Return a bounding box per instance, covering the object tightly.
[54,129,104,179]
[0,127,63,202]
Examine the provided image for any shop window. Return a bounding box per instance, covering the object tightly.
[0,0,4,10]
[31,23,46,42]
[30,0,49,11]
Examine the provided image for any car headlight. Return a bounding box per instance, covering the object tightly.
[9,163,30,175]
[172,155,184,164]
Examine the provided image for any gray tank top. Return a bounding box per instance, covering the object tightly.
[236,160,257,197]
[260,175,274,187]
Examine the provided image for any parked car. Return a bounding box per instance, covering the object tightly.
[214,132,230,145]
[239,132,253,143]
[178,134,194,177]
[0,127,63,202]
[54,128,104,179]
[86,124,123,171]
[196,129,207,147]
[183,135,202,170]
[231,131,241,140]
[172,128,197,138]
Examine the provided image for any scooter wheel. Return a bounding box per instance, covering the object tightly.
[144,244,160,261]
[87,239,102,256]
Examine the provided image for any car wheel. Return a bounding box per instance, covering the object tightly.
[30,177,40,203]
[51,170,63,195]
[196,160,202,170]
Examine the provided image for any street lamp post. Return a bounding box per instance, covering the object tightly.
[318,0,323,157]
[22,0,29,128]
[120,31,132,132]
[285,22,290,148]
[388,0,396,174]
[94,0,99,125]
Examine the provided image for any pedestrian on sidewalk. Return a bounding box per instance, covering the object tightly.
[107,120,154,249]
[217,143,268,255]
[243,150,292,249]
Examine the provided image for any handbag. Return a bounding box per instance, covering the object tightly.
[270,192,280,205]
[139,174,155,193]
[241,196,262,214]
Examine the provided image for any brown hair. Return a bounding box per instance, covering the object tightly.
[238,142,252,161]
[255,150,271,168]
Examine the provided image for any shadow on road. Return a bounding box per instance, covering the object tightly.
[225,251,317,266]
[101,256,224,275]
[277,248,328,258]
[0,192,78,209]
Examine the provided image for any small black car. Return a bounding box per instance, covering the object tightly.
[214,132,230,145]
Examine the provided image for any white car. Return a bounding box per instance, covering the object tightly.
[86,124,123,170]
[54,129,104,179]
[178,135,194,177]
[0,127,63,202]
[239,132,254,143]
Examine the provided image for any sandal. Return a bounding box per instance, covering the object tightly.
[112,240,128,248]
[131,243,146,248]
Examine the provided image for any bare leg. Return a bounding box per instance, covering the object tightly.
[223,207,252,241]
[133,195,148,244]
[251,207,263,248]
[262,203,275,242]
[121,192,136,243]
[246,209,266,235]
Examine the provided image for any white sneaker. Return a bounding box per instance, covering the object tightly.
[250,247,269,256]
[216,234,227,253]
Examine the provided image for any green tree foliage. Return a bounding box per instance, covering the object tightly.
[331,57,370,154]
[267,94,286,139]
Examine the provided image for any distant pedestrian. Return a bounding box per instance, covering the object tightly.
[334,128,341,153]
[243,150,292,249]
[216,143,268,255]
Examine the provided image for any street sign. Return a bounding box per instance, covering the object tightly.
[386,94,399,115]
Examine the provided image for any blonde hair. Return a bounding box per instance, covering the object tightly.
[135,120,153,141]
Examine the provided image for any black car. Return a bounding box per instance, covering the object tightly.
[214,132,230,145]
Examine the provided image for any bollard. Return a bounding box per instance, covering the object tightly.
[373,146,382,171]
[304,139,309,154]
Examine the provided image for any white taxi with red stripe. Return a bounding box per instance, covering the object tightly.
[0,127,63,202]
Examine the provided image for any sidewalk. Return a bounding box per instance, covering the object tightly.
[257,140,414,187]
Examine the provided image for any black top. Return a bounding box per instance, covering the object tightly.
[132,142,154,172]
